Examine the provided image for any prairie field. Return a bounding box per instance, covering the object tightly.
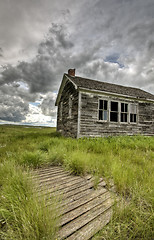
[0,125,154,239]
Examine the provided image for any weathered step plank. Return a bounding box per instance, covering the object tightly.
[38,172,71,184]
[60,192,111,226]
[34,166,113,240]
[38,175,92,197]
[33,166,63,174]
[58,198,112,239]
[33,169,69,181]
[37,174,80,192]
[67,208,112,240]
[61,188,108,215]
[46,179,105,203]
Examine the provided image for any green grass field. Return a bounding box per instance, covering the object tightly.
[0,125,154,239]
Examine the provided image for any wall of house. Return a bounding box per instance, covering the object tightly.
[78,91,154,138]
[57,80,78,138]
[138,102,154,135]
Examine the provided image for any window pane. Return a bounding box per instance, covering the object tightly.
[104,111,108,120]
[121,113,124,122]
[121,113,127,122]
[121,103,124,112]
[130,114,137,122]
[99,100,103,110]
[125,113,127,122]
[104,100,107,110]
[111,102,118,111]
[99,110,103,120]
[134,114,136,122]
[121,103,128,112]
[110,112,118,122]
[125,104,128,112]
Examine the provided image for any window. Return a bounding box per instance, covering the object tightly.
[110,101,118,122]
[59,102,63,120]
[98,100,138,124]
[130,104,137,123]
[69,95,73,118]
[99,100,108,120]
[121,103,128,122]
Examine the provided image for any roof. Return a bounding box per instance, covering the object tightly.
[55,73,154,105]
[67,74,154,100]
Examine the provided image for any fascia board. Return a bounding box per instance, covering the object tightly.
[78,87,154,103]
[55,74,78,106]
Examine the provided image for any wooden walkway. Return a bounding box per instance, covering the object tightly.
[33,166,113,240]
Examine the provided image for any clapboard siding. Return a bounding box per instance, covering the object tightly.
[79,92,154,137]
[138,102,154,134]
[57,80,78,138]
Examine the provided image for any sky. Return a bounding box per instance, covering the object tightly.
[0,0,154,127]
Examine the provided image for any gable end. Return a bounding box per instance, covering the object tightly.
[55,74,77,106]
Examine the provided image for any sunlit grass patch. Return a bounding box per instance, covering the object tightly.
[47,146,66,166]
[20,151,46,168]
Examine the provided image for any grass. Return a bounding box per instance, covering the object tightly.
[0,125,154,239]
[0,126,60,240]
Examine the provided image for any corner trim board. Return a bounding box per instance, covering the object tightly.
[77,91,81,138]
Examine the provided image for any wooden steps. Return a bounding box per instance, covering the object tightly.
[34,166,113,240]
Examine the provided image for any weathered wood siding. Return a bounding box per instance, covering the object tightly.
[57,80,78,138]
[138,102,154,135]
[78,92,154,138]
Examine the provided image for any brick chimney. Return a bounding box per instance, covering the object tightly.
[68,68,75,77]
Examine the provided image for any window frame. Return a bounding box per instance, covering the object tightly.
[120,102,129,123]
[98,99,108,122]
[130,104,138,124]
[68,95,73,119]
[98,99,138,124]
[110,101,119,123]
[59,101,63,121]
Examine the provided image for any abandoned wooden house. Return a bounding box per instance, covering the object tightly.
[55,69,154,138]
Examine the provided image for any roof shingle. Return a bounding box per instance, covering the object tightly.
[66,74,154,100]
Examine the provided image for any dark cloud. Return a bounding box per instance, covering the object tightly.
[0,65,22,85]
[41,93,57,117]
[0,94,29,122]
[0,23,75,94]
[0,0,154,125]
[0,47,3,57]
[49,23,74,49]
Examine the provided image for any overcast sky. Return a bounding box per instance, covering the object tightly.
[0,0,154,126]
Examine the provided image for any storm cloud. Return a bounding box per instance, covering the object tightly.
[0,0,154,125]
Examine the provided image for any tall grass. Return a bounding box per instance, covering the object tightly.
[0,126,60,239]
[0,125,154,239]
[0,160,59,240]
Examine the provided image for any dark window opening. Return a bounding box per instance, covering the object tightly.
[121,113,128,122]
[99,100,108,120]
[130,114,137,122]
[99,110,103,120]
[110,102,118,122]
[99,100,103,109]
[120,103,128,122]
[111,101,118,111]
[110,112,118,122]
[104,101,107,110]
[121,103,128,112]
